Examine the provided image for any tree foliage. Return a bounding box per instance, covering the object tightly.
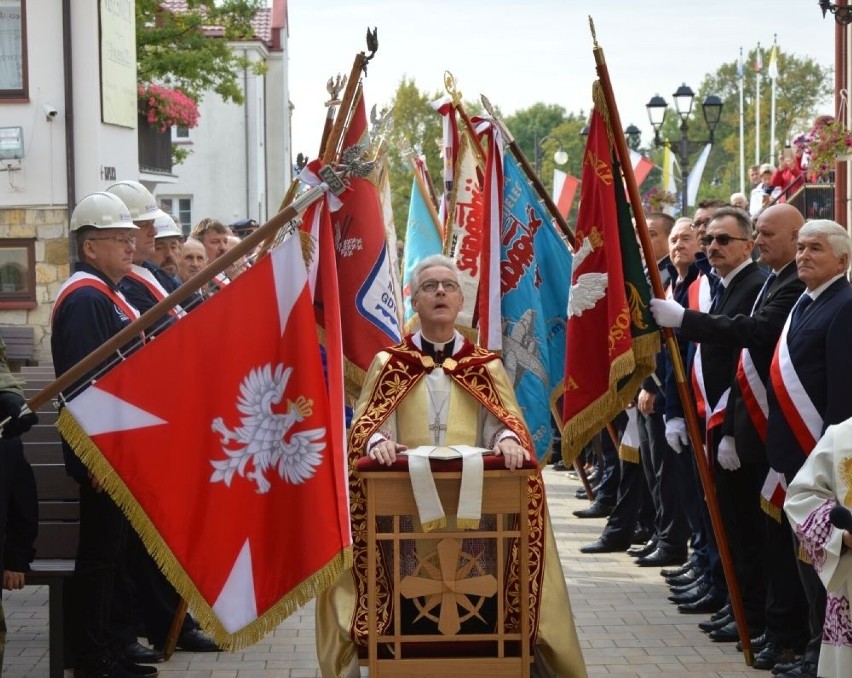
[136,0,267,104]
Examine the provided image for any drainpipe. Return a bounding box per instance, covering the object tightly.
[243,49,250,219]
[62,0,76,218]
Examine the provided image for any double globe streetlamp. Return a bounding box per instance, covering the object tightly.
[646,83,723,215]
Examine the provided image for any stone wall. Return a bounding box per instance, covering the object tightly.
[0,206,70,365]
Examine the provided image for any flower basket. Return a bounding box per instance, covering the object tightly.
[793,118,852,177]
[137,83,200,133]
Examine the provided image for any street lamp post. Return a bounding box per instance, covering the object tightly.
[534,132,568,177]
[646,83,723,215]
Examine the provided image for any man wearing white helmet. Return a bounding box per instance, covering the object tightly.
[151,214,183,283]
[50,192,155,678]
[105,181,180,320]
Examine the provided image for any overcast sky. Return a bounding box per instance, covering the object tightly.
[287,0,837,160]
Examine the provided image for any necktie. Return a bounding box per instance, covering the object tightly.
[789,294,814,330]
[710,281,725,312]
[752,272,777,312]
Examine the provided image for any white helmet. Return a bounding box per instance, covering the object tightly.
[105,180,167,222]
[69,192,138,232]
[154,213,183,239]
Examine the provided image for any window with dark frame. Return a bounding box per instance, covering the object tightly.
[0,238,35,308]
[158,197,193,237]
[0,1,28,101]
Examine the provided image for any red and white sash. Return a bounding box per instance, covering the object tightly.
[688,274,713,420]
[52,272,140,327]
[769,315,822,456]
[126,265,185,319]
[736,348,768,442]
[760,468,788,522]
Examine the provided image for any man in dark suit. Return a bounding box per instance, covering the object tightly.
[651,204,809,668]
[765,220,852,678]
[650,206,765,618]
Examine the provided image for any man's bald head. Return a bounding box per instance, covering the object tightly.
[753,203,804,271]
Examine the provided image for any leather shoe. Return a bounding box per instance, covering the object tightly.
[579,535,630,554]
[670,575,706,594]
[669,582,709,604]
[573,501,614,519]
[677,592,726,614]
[753,642,797,670]
[176,628,219,652]
[698,613,732,633]
[627,539,656,558]
[774,659,817,677]
[660,561,695,578]
[118,659,159,676]
[709,620,749,642]
[772,659,801,675]
[736,632,767,652]
[123,642,163,664]
[666,569,700,587]
[631,526,652,544]
[710,602,732,622]
[635,547,686,567]
[551,459,569,471]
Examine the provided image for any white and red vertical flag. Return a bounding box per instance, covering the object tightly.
[57,233,351,650]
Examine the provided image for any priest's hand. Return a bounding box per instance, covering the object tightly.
[368,439,407,466]
[649,298,685,328]
[493,438,530,470]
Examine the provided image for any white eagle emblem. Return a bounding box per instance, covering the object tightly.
[210,363,326,493]
[568,236,608,318]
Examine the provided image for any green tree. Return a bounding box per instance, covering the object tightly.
[136,0,267,104]
[645,49,832,206]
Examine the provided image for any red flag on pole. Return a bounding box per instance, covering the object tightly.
[560,98,659,461]
[58,233,351,650]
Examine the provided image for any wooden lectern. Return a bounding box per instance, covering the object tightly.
[356,455,537,677]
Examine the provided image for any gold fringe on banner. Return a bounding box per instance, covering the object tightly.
[56,408,352,651]
[760,496,782,523]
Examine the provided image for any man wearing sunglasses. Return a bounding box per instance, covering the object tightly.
[316,254,587,678]
[651,204,809,669]
[650,208,766,622]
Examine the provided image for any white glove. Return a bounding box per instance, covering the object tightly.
[717,435,741,471]
[650,298,686,328]
[665,417,688,454]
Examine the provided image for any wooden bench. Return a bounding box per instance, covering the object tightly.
[0,326,35,370]
[19,369,77,678]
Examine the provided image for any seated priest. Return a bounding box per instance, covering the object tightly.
[315,254,587,678]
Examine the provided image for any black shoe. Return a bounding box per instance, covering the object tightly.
[551,459,569,471]
[635,547,686,567]
[774,659,817,677]
[710,602,732,622]
[772,659,801,675]
[74,657,138,678]
[670,575,706,594]
[118,659,159,677]
[627,539,656,558]
[666,570,700,587]
[698,613,733,633]
[579,535,630,554]
[660,562,694,578]
[123,642,163,664]
[736,632,767,653]
[575,487,588,499]
[708,620,748,642]
[753,642,797,671]
[573,501,615,519]
[677,592,726,614]
[669,582,710,604]
[176,628,219,652]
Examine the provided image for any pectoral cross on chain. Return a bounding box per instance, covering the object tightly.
[429,413,447,445]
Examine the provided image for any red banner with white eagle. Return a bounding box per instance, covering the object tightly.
[57,233,351,650]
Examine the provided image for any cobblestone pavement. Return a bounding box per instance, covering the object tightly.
[3,467,758,677]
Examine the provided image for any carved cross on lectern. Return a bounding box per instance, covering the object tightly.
[399,538,498,636]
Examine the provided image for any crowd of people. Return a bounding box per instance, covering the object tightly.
[563,197,852,678]
[1,171,851,678]
[35,182,255,678]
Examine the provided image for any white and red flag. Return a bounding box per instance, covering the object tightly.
[57,233,351,650]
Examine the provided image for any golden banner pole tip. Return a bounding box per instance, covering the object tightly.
[588,16,598,47]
